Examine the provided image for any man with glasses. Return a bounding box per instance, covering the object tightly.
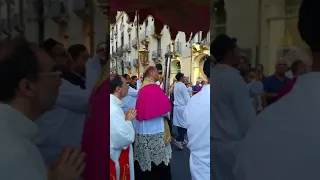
[82,74,136,180]
[0,37,85,180]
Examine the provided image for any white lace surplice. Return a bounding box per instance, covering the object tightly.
[133,117,172,171]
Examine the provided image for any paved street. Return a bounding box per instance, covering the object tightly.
[170,127,191,180]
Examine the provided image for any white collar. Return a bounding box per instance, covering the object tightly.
[0,104,39,141]
[110,94,122,106]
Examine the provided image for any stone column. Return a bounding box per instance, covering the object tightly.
[258,0,285,74]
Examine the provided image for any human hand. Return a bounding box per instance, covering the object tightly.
[125,108,137,121]
[48,147,86,180]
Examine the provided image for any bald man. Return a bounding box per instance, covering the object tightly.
[263,58,291,105]
[134,66,172,180]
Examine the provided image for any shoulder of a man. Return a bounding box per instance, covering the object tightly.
[222,70,246,87]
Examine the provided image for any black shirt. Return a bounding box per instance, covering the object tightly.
[62,73,86,90]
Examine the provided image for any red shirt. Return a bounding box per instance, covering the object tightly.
[196,86,203,93]
[277,77,297,101]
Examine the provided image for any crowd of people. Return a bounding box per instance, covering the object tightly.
[0,35,114,179]
[0,32,210,180]
[2,0,319,179]
[110,59,211,179]
[212,0,320,179]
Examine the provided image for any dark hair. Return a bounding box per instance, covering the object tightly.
[110,74,123,94]
[291,60,304,76]
[0,37,40,102]
[42,38,62,54]
[298,0,320,52]
[203,55,210,78]
[131,75,137,80]
[175,72,184,81]
[68,44,87,61]
[123,74,129,79]
[211,34,236,63]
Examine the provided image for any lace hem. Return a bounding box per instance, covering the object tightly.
[134,133,172,171]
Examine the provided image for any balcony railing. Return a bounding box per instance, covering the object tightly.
[166,44,171,53]
[120,23,125,31]
[139,30,150,41]
[132,38,137,48]
[152,49,162,59]
[116,46,123,56]
[174,42,182,54]
[123,44,131,52]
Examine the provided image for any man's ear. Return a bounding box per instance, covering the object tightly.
[18,78,36,97]
[116,86,121,92]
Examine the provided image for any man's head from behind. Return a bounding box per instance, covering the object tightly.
[110,74,129,99]
[68,44,89,74]
[143,66,159,81]
[123,74,131,83]
[43,38,69,72]
[211,34,240,66]
[0,37,61,120]
[131,75,138,84]
[175,72,185,83]
[299,0,320,70]
[291,59,307,77]
[203,54,211,82]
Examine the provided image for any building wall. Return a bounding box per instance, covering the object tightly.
[213,0,307,74]
[1,0,106,56]
[110,12,210,84]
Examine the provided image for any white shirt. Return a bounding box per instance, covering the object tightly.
[86,56,101,90]
[0,104,47,180]
[137,80,142,90]
[122,87,138,113]
[188,87,193,97]
[211,64,256,179]
[234,72,320,180]
[35,79,90,164]
[247,81,264,111]
[186,84,210,180]
[211,64,256,142]
[173,81,190,128]
[110,94,135,161]
[285,70,293,79]
[110,94,135,179]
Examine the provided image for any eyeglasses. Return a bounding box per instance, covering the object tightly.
[39,71,62,80]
